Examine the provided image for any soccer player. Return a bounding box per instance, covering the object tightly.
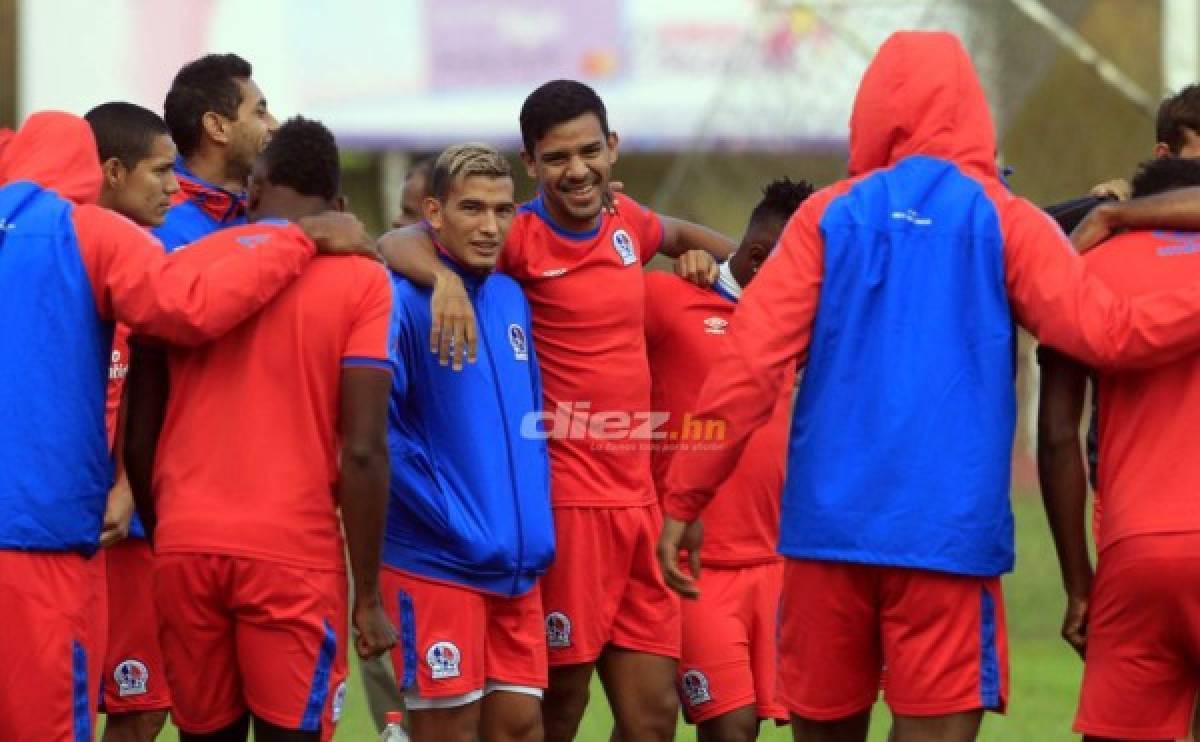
[124,116,395,742]
[380,79,734,742]
[1041,158,1200,741]
[658,31,1200,742]
[381,143,553,742]
[85,101,180,742]
[0,110,369,742]
[392,156,434,229]
[646,177,812,742]
[156,53,277,251]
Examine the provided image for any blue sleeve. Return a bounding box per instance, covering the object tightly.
[388,278,424,401]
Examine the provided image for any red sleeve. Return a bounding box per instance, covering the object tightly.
[74,207,315,346]
[661,187,831,521]
[342,261,395,373]
[616,193,664,264]
[1003,198,1200,369]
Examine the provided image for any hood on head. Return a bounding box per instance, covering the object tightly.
[848,31,997,179]
[0,111,102,205]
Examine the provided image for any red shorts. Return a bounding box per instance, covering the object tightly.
[778,559,1008,720]
[153,553,348,739]
[540,505,681,665]
[678,561,787,725]
[381,567,547,702]
[1075,532,1200,740]
[101,538,171,713]
[0,549,107,742]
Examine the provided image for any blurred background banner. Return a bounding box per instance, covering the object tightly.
[20,0,989,151]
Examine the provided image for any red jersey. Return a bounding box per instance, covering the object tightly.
[1084,229,1200,552]
[153,225,394,571]
[645,270,789,566]
[499,192,663,507]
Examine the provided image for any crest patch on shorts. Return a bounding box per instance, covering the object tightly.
[681,669,712,705]
[545,611,572,649]
[114,659,149,697]
[426,641,462,680]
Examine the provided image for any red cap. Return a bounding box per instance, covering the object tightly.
[384,710,405,724]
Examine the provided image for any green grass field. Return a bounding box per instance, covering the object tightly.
[113,491,1083,740]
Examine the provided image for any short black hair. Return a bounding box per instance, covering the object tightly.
[163,53,253,158]
[519,79,609,154]
[407,156,435,183]
[84,102,170,168]
[1131,156,1200,199]
[261,116,340,201]
[1156,85,1200,154]
[748,177,815,227]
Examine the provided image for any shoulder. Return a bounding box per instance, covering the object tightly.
[73,203,154,243]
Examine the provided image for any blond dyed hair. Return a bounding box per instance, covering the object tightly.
[430,142,512,201]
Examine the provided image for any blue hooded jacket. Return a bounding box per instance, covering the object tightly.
[384,257,554,596]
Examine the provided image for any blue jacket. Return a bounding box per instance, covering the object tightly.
[0,181,114,555]
[384,259,554,596]
[153,157,247,252]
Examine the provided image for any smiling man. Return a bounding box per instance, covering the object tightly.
[380,143,554,742]
[156,53,278,252]
[380,80,735,742]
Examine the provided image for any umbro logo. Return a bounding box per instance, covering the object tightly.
[542,268,567,277]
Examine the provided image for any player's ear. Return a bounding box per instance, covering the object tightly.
[101,157,126,188]
[1154,141,1173,158]
[202,111,230,146]
[606,130,620,166]
[423,196,444,230]
[749,242,770,273]
[520,149,537,179]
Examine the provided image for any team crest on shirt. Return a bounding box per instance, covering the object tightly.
[427,641,462,680]
[612,229,637,266]
[114,659,149,697]
[680,669,712,706]
[508,324,529,361]
[331,681,347,722]
[545,611,572,649]
[703,317,728,335]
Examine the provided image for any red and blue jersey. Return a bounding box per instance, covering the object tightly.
[664,31,1200,578]
[0,111,317,556]
[499,192,663,508]
[153,157,247,252]
[645,269,789,567]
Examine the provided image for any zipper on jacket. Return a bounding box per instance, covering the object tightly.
[475,282,527,596]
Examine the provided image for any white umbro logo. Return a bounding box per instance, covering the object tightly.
[542,268,567,277]
[0,219,15,231]
[890,210,932,226]
[703,317,728,335]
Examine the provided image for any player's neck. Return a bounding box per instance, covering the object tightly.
[184,150,247,195]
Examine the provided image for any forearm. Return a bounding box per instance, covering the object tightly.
[1091,186,1200,233]
[339,450,389,601]
[379,225,447,287]
[123,344,169,536]
[660,216,736,260]
[1038,441,1094,596]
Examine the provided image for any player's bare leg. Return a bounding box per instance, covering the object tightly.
[791,710,870,742]
[890,711,982,742]
[178,713,250,742]
[596,647,678,742]
[543,662,597,742]
[102,711,169,742]
[698,705,760,742]
[480,690,543,742]
[408,701,482,742]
